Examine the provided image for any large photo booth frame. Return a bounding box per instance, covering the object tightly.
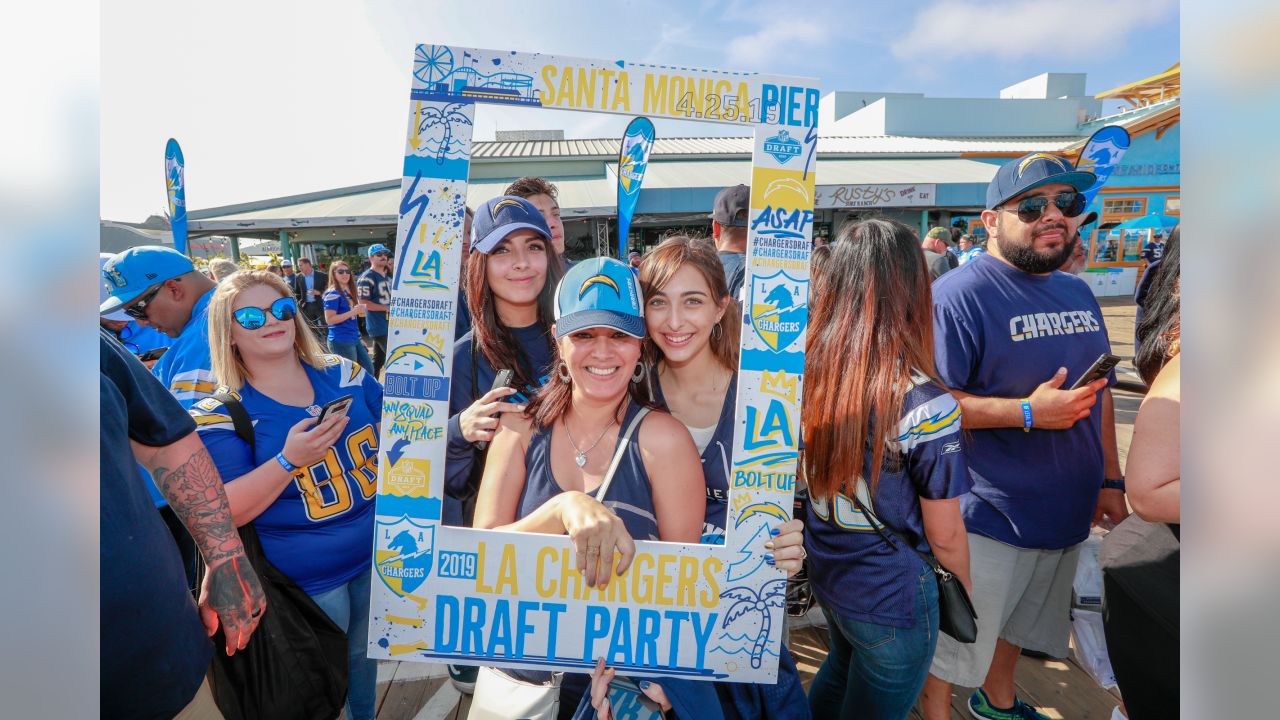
[369,44,818,682]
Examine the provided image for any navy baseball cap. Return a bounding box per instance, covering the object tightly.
[986,153,1096,210]
[471,196,551,254]
[100,246,195,315]
[554,257,645,339]
[710,184,750,227]
[367,243,391,257]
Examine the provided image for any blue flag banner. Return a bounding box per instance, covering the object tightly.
[1076,126,1130,207]
[165,138,188,256]
[616,117,656,259]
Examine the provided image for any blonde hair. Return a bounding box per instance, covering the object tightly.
[209,258,240,282]
[208,270,329,391]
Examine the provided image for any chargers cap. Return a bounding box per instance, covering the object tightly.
[99,253,130,321]
[554,257,645,339]
[987,153,1096,210]
[100,246,194,315]
[367,243,390,257]
[471,196,551,254]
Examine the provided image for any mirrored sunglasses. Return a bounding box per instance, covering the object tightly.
[232,297,298,330]
[1006,191,1086,223]
[124,284,164,320]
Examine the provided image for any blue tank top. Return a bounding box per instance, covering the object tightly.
[517,401,659,541]
[651,371,736,545]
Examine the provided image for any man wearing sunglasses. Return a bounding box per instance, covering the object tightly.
[921,154,1128,720]
[357,243,393,376]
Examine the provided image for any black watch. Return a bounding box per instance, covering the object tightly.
[1102,477,1125,492]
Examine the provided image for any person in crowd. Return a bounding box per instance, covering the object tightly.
[506,176,568,265]
[267,264,283,277]
[188,270,384,720]
[949,226,964,259]
[1060,226,1090,274]
[101,329,267,719]
[322,259,372,374]
[957,235,986,266]
[1101,227,1180,720]
[1134,226,1179,360]
[100,253,168,359]
[1141,231,1166,264]
[281,258,296,280]
[921,228,955,281]
[801,219,972,720]
[209,258,241,283]
[637,236,739,545]
[920,153,1127,720]
[474,256,705,717]
[709,184,749,300]
[357,243,393,376]
[293,256,329,339]
[441,195,564,693]
[926,227,958,272]
[454,206,474,340]
[627,250,642,269]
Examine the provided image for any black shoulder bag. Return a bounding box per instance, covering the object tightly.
[200,392,349,720]
[851,493,979,643]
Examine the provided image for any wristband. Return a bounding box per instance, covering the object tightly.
[275,452,298,474]
[1020,398,1033,432]
[1102,477,1126,492]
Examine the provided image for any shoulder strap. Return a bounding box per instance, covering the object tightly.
[594,407,651,502]
[213,391,256,450]
[849,490,941,572]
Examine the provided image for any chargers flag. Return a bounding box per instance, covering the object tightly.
[1075,126,1130,207]
[165,138,189,256]
[616,117,655,259]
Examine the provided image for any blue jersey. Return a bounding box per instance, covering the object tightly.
[152,288,217,409]
[805,380,971,628]
[357,269,391,337]
[445,324,553,498]
[322,288,359,344]
[116,319,169,355]
[190,355,383,594]
[958,247,986,266]
[652,372,736,545]
[933,252,1114,549]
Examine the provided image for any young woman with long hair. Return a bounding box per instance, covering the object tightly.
[322,259,373,374]
[802,219,972,720]
[188,270,384,720]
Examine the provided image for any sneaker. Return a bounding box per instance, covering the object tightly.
[968,688,1050,720]
[448,664,477,695]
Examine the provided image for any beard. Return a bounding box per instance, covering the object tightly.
[998,218,1076,274]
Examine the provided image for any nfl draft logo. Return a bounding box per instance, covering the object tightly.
[750,271,808,352]
[376,516,436,599]
[763,130,802,164]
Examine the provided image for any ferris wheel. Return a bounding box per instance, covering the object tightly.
[414,45,454,85]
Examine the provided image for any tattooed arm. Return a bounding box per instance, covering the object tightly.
[133,431,267,655]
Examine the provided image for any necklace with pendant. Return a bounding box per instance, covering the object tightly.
[564,415,617,468]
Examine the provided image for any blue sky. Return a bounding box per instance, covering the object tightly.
[101,0,1178,221]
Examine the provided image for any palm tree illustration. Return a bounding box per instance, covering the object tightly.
[418,102,472,164]
[720,579,788,668]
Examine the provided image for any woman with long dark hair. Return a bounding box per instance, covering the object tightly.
[802,219,972,720]
[322,259,373,374]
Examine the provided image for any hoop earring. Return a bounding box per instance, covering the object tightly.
[557,361,571,384]
[711,322,723,341]
[631,361,646,384]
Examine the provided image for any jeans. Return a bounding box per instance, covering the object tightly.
[808,564,940,720]
[328,339,374,376]
[308,567,378,720]
[370,335,388,377]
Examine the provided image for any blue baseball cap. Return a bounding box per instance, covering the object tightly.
[100,246,195,315]
[986,153,1096,210]
[367,243,391,257]
[554,257,645,339]
[99,253,130,321]
[471,196,551,254]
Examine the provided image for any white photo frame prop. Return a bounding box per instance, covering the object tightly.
[370,44,818,682]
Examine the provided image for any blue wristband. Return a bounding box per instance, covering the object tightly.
[1102,478,1126,491]
[275,452,298,473]
[1020,398,1033,432]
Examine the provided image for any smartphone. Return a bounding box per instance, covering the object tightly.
[1070,353,1121,390]
[605,677,665,719]
[475,369,514,451]
[137,346,169,362]
[315,394,355,425]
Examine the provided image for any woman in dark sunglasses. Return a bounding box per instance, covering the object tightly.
[190,270,385,720]
[322,260,373,374]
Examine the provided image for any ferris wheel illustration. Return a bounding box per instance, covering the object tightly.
[414,45,455,85]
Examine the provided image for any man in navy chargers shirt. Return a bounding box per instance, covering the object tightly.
[920,154,1129,720]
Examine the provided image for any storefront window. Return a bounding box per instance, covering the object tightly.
[1165,196,1180,215]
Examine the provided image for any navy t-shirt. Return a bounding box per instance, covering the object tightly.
[805,380,971,628]
[652,372,736,544]
[444,324,554,497]
[100,330,212,719]
[718,251,746,301]
[322,288,360,344]
[932,252,1114,549]
[357,269,391,337]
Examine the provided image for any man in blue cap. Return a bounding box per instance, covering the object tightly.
[358,243,393,375]
[921,153,1129,720]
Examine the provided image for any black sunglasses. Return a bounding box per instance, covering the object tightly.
[372,252,388,258]
[232,297,298,330]
[333,268,351,275]
[124,285,164,320]
[1003,191,1086,223]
